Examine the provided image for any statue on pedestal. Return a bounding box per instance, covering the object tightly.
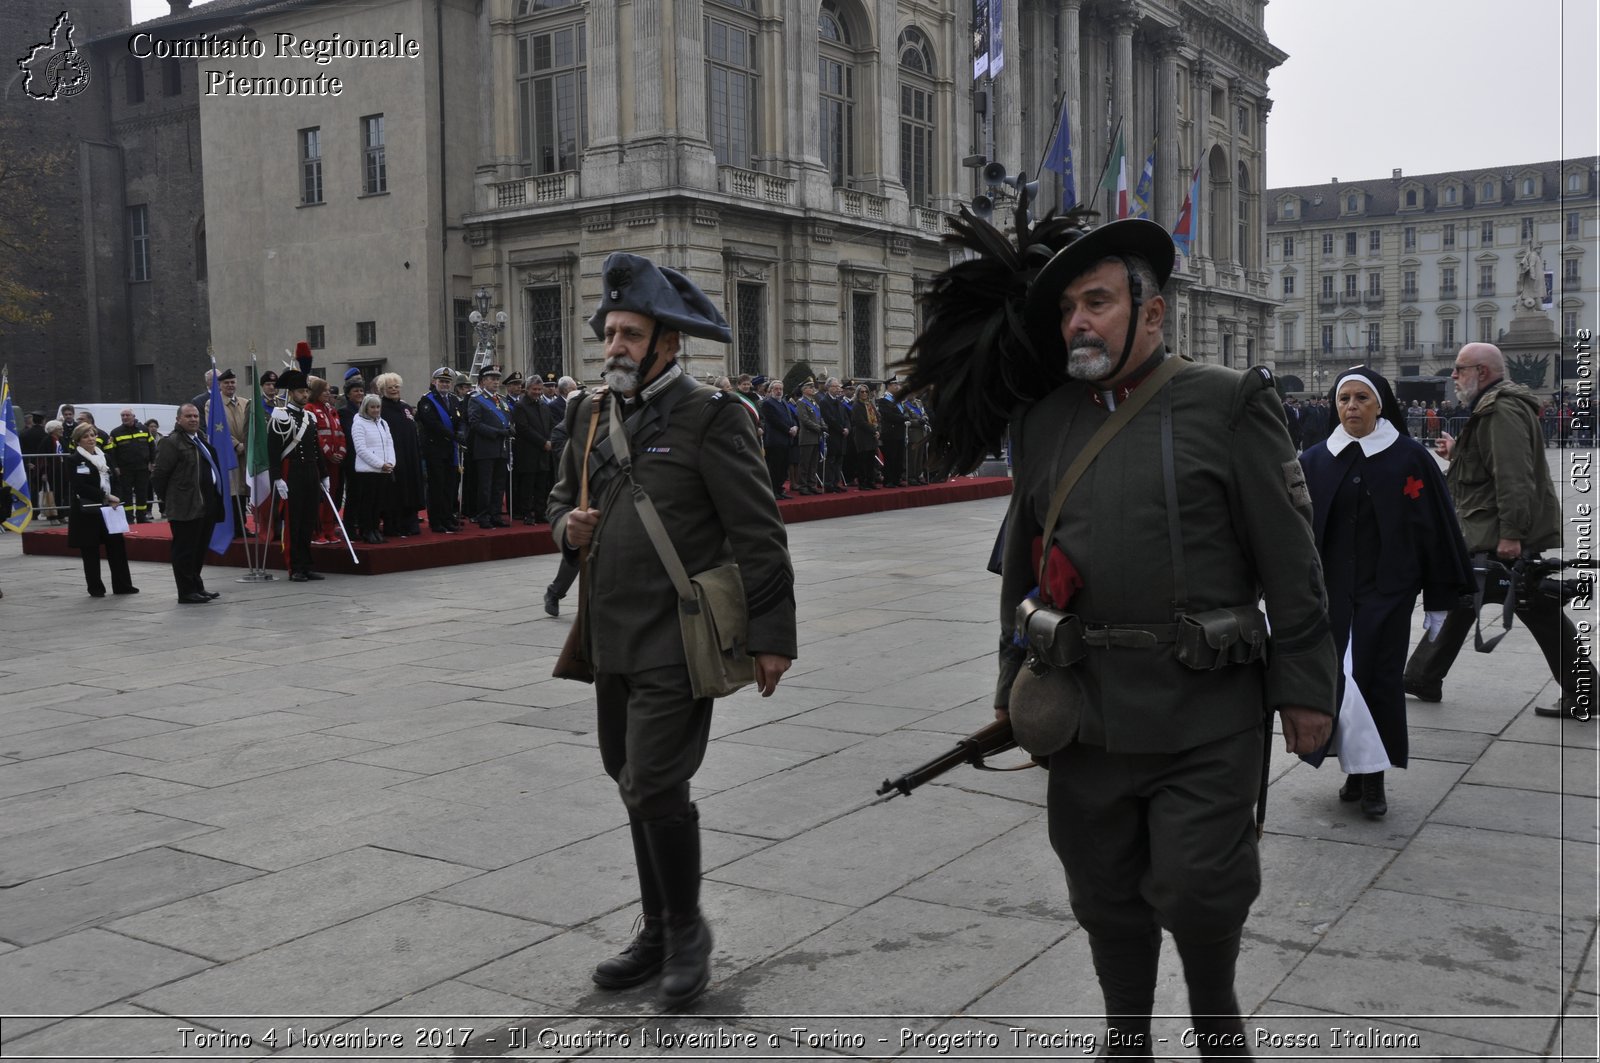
[1515,243,1546,312]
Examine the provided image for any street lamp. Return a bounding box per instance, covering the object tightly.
[468,287,508,369]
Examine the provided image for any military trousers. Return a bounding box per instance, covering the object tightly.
[595,665,713,821]
[1047,725,1263,942]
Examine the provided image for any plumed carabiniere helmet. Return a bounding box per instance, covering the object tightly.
[587,253,732,344]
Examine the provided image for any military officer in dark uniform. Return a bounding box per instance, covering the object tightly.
[994,220,1336,1056]
[876,377,909,486]
[267,369,329,581]
[548,252,797,1008]
[906,212,1337,1057]
[466,366,512,528]
[416,366,463,533]
[510,372,556,523]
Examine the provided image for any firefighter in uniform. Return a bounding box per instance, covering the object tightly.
[267,369,329,581]
[105,408,155,522]
[547,253,797,1008]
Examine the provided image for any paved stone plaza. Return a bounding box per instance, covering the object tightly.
[0,489,1594,1061]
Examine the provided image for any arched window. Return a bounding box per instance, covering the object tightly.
[706,1,759,167]
[1237,161,1254,269]
[898,27,935,206]
[818,1,856,186]
[1206,145,1229,261]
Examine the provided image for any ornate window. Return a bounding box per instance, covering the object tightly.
[898,28,936,207]
[736,283,765,376]
[819,1,857,187]
[526,285,565,380]
[516,19,587,175]
[850,290,876,378]
[706,8,758,167]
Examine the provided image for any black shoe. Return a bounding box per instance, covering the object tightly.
[289,572,309,582]
[491,519,511,528]
[522,516,537,526]
[113,586,140,595]
[1339,774,1362,802]
[1403,678,1442,702]
[292,571,325,581]
[544,587,560,617]
[1360,771,1387,819]
[88,587,106,598]
[592,916,666,989]
[202,591,221,600]
[1534,696,1592,721]
[774,492,791,500]
[178,592,211,604]
[658,913,712,1007]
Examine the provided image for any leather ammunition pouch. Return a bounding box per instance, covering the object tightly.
[1174,605,1269,671]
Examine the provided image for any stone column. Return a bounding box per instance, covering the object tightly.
[1193,58,1215,263]
[1227,77,1243,268]
[1061,0,1082,209]
[993,0,1022,181]
[1111,2,1137,157]
[588,1,620,149]
[633,0,664,137]
[1155,33,1183,227]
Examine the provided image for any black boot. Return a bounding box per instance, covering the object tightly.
[592,916,665,989]
[1176,930,1250,1057]
[1087,930,1160,1061]
[592,817,667,989]
[644,807,713,1007]
[1360,771,1387,818]
[1339,773,1362,802]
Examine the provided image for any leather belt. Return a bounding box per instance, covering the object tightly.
[1082,622,1180,648]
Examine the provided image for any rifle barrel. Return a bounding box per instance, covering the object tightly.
[877,719,1017,798]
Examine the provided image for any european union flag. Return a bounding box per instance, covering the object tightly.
[204,362,239,555]
[1042,95,1076,210]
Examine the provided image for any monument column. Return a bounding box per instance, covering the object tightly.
[1061,0,1082,209]
[1155,32,1182,226]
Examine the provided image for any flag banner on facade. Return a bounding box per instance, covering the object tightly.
[204,361,239,556]
[1172,159,1203,258]
[988,0,1004,77]
[1042,95,1077,209]
[1131,141,1156,219]
[972,0,991,80]
[246,358,273,537]
[1099,126,1127,220]
[1,373,33,534]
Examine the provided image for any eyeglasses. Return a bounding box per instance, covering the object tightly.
[1450,363,1484,376]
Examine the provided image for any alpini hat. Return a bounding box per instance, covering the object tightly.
[588,253,732,343]
[1023,218,1176,354]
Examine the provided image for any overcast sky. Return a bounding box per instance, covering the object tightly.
[130,0,1598,191]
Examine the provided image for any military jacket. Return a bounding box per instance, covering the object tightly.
[548,372,798,674]
[998,355,1338,753]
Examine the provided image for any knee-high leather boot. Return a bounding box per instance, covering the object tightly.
[1088,929,1161,1060]
[644,805,713,1007]
[591,816,666,989]
[1176,929,1250,1057]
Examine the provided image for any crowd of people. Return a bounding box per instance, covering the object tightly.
[1283,392,1585,450]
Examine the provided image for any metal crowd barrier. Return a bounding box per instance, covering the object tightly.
[16,451,164,525]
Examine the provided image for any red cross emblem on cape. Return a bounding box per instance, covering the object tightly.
[1403,475,1424,499]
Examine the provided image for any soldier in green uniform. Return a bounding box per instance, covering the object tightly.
[547,253,797,1008]
[994,219,1338,1056]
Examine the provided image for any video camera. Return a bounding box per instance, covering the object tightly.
[1476,555,1595,611]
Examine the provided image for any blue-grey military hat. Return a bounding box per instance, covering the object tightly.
[587,253,732,343]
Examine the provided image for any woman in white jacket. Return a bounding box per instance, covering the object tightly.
[349,394,395,544]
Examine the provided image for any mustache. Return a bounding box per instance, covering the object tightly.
[1069,336,1108,354]
[604,356,636,373]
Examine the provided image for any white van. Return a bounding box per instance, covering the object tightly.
[61,403,183,432]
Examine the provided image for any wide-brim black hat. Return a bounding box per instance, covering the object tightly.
[587,252,732,343]
[1023,219,1176,352]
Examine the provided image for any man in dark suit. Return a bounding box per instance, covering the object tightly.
[818,377,850,492]
[510,373,557,524]
[549,252,796,1008]
[150,404,226,604]
[758,380,797,499]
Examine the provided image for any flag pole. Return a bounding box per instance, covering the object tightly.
[237,347,276,582]
[1034,90,1068,189]
[1093,115,1124,220]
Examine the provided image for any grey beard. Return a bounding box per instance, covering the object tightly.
[1455,379,1479,405]
[1066,340,1114,381]
[603,362,639,393]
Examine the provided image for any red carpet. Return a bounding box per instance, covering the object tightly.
[20,477,1012,576]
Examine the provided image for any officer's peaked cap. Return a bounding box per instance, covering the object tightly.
[587,253,732,344]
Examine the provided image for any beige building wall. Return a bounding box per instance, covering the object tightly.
[1266,159,1598,394]
[202,0,478,388]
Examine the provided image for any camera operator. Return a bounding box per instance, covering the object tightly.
[1403,343,1594,721]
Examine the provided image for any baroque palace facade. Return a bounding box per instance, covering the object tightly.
[194,0,1283,389]
[1265,158,1599,396]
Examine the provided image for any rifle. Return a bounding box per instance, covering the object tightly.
[876,719,1029,799]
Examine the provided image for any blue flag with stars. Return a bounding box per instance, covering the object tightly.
[204,362,239,555]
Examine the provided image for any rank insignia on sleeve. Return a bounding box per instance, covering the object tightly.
[1282,459,1312,511]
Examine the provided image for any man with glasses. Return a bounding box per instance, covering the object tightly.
[1404,342,1594,721]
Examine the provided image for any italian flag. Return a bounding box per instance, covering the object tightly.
[246,365,273,532]
[1101,128,1129,220]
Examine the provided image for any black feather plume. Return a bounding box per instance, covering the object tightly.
[898,181,1088,476]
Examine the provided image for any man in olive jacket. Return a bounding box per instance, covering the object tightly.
[548,253,796,1008]
[150,404,225,604]
[1404,342,1594,720]
[996,220,1337,1057]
